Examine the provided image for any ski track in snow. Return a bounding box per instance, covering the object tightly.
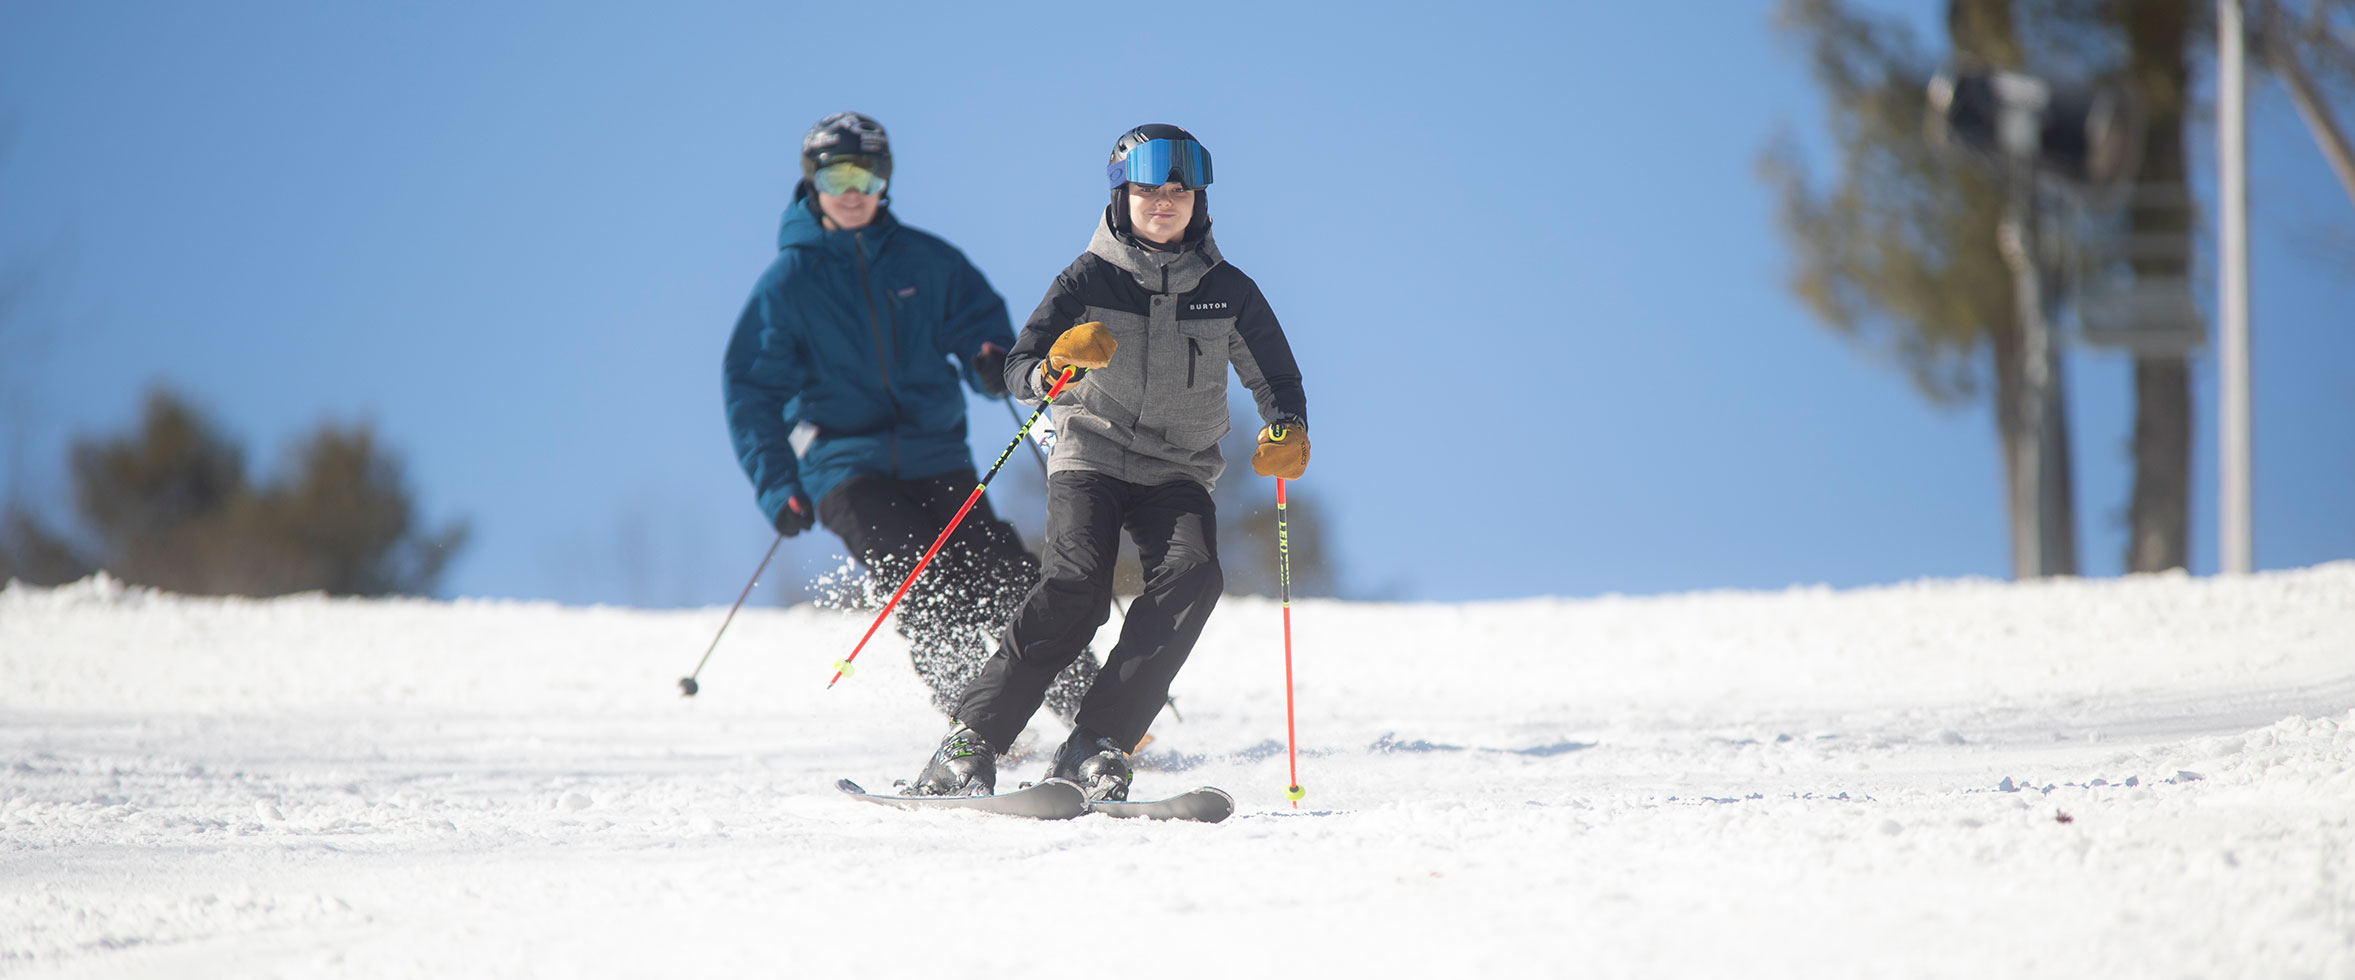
[3,565,2353,978]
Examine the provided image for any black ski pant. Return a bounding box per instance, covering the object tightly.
[955,470,1221,755]
[817,470,1096,720]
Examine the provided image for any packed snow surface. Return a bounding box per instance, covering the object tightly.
[5,565,2354,978]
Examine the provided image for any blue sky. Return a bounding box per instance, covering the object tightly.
[2,2,2349,606]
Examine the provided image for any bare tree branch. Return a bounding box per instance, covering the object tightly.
[2265,5,2355,207]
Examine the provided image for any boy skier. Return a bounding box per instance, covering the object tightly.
[906,123,1311,801]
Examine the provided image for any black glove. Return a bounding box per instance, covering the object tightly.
[772,490,815,537]
[973,343,1008,397]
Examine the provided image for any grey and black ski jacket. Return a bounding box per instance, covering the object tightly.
[1003,215,1307,490]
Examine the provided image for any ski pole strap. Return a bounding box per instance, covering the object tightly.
[1004,395,1052,470]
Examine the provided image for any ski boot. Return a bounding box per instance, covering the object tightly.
[1047,726,1133,803]
[907,725,996,797]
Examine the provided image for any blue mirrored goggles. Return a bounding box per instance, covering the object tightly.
[814,161,887,197]
[1106,138,1213,190]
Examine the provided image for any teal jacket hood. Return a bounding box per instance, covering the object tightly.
[777,192,900,253]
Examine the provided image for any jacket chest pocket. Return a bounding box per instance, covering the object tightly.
[1123,316,1232,449]
[1177,318,1232,389]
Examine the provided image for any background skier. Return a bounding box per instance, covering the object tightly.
[909,123,1310,801]
[722,111,1096,721]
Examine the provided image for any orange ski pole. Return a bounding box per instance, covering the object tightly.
[1278,476,1304,807]
[827,366,1080,687]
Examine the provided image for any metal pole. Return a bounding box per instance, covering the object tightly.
[1991,76,2072,578]
[1999,172,2054,577]
[2220,0,2254,575]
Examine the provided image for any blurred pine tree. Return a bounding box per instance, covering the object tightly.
[6,387,471,596]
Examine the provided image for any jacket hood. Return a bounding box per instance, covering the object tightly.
[778,191,898,252]
[1086,212,1223,294]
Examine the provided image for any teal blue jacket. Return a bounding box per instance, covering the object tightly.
[723,196,1012,524]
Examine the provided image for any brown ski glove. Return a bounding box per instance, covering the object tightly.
[1251,420,1309,479]
[1046,321,1117,378]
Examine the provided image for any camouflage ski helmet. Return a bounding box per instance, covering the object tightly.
[801,111,891,184]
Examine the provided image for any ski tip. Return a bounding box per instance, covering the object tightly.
[836,778,868,796]
[1202,788,1237,822]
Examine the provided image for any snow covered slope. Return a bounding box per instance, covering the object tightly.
[4,565,2352,978]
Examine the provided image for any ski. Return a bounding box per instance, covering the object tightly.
[1089,786,1234,823]
[835,778,1089,820]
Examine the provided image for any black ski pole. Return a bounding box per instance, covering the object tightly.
[677,531,785,697]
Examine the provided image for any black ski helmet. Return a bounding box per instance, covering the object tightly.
[1107,123,1211,240]
[801,111,891,184]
